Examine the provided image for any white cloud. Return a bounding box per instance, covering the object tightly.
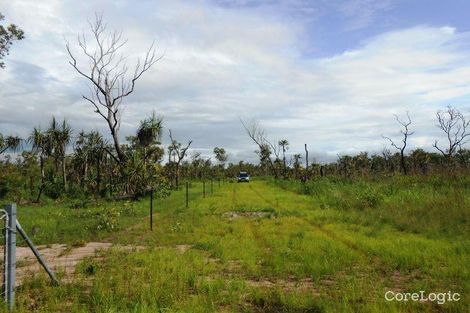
[1,1,470,163]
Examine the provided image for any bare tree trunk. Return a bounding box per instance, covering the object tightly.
[111,128,125,164]
[400,150,407,175]
[40,155,45,181]
[36,185,44,203]
[282,149,287,179]
[304,144,309,182]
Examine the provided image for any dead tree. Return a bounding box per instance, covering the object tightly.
[168,130,192,188]
[304,144,309,181]
[240,119,279,178]
[66,13,160,165]
[382,112,414,175]
[433,105,470,161]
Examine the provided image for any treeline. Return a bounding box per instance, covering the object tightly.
[1,105,469,202]
[241,105,470,180]
[0,114,236,202]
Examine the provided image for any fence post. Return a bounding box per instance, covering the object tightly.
[150,188,154,231]
[211,179,213,194]
[4,204,16,311]
[186,182,189,208]
[15,221,59,286]
[203,181,205,198]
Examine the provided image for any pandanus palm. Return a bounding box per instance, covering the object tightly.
[29,127,52,202]
[137,113,163,161]
[0,133,22,154]
[136,113,163,188]
[47,117,72,190]
[74,130,104,189]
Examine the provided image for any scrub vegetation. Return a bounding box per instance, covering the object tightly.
[0,178,468,312]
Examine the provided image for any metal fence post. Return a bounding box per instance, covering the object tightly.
[203,181,205,198]
[211,179,213,194]
[15,221,59,286]
[5,204,16,311]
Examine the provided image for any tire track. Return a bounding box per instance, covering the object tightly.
[247,184,370,256]
[246,183,428,297]
[246,183,393,266]
[231,183,238,209]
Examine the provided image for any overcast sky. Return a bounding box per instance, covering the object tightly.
[2,0,470,163]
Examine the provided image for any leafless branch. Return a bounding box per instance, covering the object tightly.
[66,13,161,163]
[433,105,470,158]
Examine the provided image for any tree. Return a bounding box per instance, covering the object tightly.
[136,113,163,148]
[304,144,309,181]
[133,113,164,191]
[410,148,429,175]
[278,139,289,178]
[135,112,164,166]
[73,130,105,191]
[213,147,228,165]
[167,130,192,188]
[292,153,302,179]
[48,117,72,190]
[337,154,352,177]
[0,12,24,69]
[213,147,228,178]
[189,152,204,179]
[0,133,21,155]
[383,112,414,175]
[433,105,470,160]
[66,13,160,164]
[241,119,279,178]
[29,127,53,202]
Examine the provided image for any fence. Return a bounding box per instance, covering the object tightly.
[1,204,15,311]
[1,203,58,311]
[149,178,227,230]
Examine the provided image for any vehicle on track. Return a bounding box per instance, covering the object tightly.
[237,171,250,183]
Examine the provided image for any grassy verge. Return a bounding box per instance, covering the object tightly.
[2,178,469,312]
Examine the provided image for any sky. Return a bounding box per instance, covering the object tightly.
[1,0,470,163]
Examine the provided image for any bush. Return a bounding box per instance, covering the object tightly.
[72,202,138,232]
[355,187,383,209]
[43,181,65,200]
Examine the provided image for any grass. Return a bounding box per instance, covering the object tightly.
[1,177,469,312]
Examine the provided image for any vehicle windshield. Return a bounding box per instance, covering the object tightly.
[239,173,248,178]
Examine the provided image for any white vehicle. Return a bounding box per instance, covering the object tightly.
[237,172,250,183]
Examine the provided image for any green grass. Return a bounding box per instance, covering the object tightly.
[2,177,470,312]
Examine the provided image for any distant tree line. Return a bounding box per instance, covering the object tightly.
[2,13,470,204]
[241,105,470,181]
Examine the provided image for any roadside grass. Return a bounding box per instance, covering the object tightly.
[2,178,469,312]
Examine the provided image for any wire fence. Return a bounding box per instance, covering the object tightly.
[0,208,7,300]
[148,178,228,230]
[1,204,15,311]
[0,203,57,311]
